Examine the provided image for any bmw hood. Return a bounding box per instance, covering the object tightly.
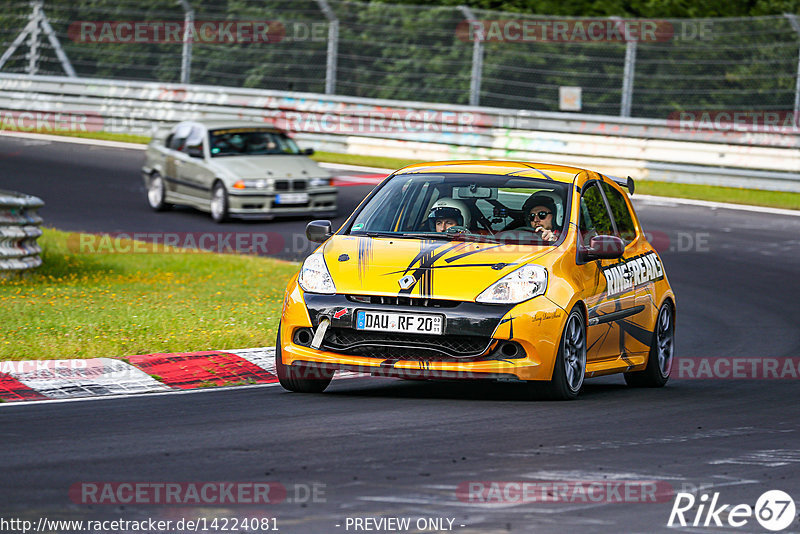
[209,155,329,179]
[320,235,556,301]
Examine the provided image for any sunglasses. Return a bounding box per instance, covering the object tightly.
[528,211,552,220]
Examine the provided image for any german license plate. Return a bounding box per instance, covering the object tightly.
[356,310,443,335]
[275,193,308,204]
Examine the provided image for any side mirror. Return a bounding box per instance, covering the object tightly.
[580,235,625,261]
[302,148,314,156]
[306,220,332,243]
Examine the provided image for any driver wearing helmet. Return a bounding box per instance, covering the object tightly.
[427,198,471,233]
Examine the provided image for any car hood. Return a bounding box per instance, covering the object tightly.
[209,155,328,179]
[321,235,557,300]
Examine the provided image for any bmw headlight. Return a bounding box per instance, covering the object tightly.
[233,179,271,189]
[476,264,547,304]
[298,253,336,294]
[309,177,331,187]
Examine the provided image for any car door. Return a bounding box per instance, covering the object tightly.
[601,180,662,359]
[164,122,193,198]
[177,124,213,203]
[579,180,636,362]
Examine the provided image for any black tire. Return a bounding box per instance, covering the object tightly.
[210,182,229,223]
[147,172,171,211]
[539,306,587,400]
[275,323,334,393]
[624,301,674,388]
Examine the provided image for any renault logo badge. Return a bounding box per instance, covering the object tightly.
[398,274,416,289]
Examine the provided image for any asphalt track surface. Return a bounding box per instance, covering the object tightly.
[2,135,800,533]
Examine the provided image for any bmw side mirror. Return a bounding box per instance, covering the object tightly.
[303,148,314,155]
[581,235,625,261]
[306,220,332,243]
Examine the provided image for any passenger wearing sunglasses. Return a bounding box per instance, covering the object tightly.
[522,195,560,242]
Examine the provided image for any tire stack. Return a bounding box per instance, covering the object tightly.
[0,190,44,276]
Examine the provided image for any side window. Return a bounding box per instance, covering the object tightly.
[579,183,614,246]
[601,182,637,244]
[181,126,205,158]
[168,123,192,151]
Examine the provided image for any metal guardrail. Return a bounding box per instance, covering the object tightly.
[0,190,44,274]
[1,73,800,192]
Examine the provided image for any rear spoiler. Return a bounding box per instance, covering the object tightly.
[606,175,635,195]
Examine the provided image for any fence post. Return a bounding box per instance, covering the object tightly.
[179,0,194,84]
[26,0,41,75]
[316,0,338,95]
[784,14,800,122]
[613,16,637,117]
[458,5,483,107]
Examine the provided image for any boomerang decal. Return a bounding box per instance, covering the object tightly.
[397,241,469,296]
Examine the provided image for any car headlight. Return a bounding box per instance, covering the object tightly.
[476,264,547,304]
[233,179,271,189]
[309,177,331,187]
[298,253,336,294]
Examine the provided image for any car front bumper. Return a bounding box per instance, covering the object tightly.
[279,283,570,382]
[228,188,337,218]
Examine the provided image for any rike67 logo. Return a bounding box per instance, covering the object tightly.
[668,490,796,531]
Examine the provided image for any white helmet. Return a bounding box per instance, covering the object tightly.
[427,197,470,229]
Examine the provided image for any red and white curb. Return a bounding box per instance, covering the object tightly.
[0,348,282,403]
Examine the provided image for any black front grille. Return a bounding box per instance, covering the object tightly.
[274,180,289,191]
[346,295,458,308]
[293,180,307,191]
[321,328,492,361]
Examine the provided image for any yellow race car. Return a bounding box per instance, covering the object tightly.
[276,161,675,400]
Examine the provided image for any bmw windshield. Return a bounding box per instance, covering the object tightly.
[347,173,572,245]
[208,128,302,157]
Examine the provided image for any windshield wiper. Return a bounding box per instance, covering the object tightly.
[351,231,498,243]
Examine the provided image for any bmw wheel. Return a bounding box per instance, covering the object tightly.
[147,172,171,211]
[210,182,229,223]
[624,301,674,388]
[540,306,586,400]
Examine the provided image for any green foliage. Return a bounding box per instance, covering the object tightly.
[3,0,798,116]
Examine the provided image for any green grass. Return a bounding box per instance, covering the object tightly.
[3,127,799,210]
[310,151,423,170]
[635,180,800,210]
[0,228,298,360]
[0,126,151,144]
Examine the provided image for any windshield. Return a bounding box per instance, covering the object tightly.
[348,173,571,245]
[208,128,301,157]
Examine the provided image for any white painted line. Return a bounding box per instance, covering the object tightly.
[0,130,146,150]
[634,194,800,217]
[319,162,394,174]
[1,381,284,408]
